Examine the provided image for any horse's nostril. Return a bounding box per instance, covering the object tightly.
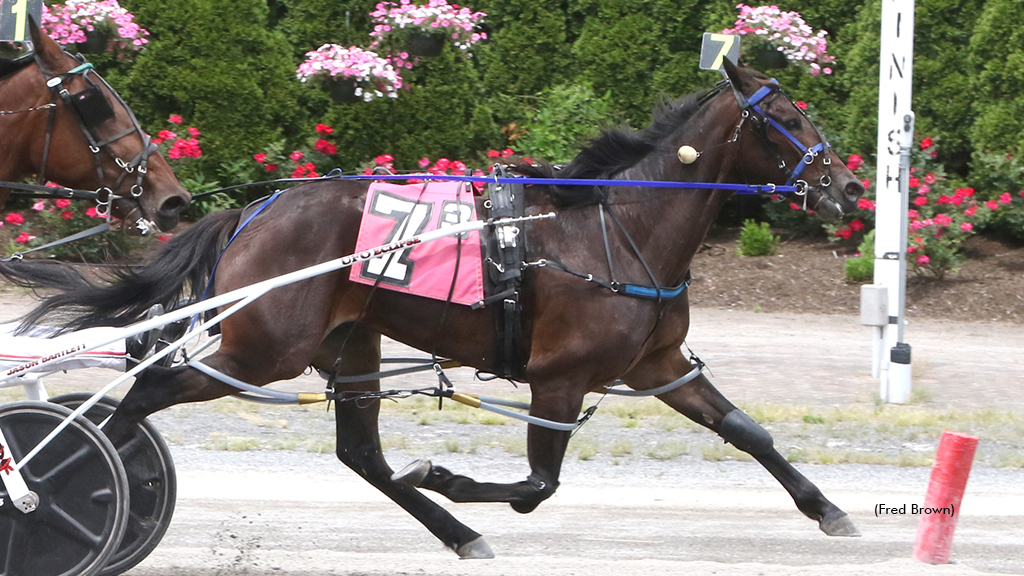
[844,180,865,201]
[159,194,189,215]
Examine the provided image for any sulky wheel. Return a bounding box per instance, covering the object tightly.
[48,394,177,576]
[0,401,129,576]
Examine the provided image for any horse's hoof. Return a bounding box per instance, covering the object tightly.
[820,512,861,537]
[391,459,431,486]
[455,536,495,559]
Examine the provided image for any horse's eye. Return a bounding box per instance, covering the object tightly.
[783,119,801,132]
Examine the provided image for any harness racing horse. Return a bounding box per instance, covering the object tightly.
[0,20,189,234]
[19,60,864,558]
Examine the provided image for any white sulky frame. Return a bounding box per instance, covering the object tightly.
[0,213,553,512]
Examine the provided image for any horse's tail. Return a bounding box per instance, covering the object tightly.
[14,209,242,333]
[0,258,93,294]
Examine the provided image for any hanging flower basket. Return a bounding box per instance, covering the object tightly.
[326,77,360,104]
[77,29,111,54]
[369,0,487,56]
[406,31,445,57]
[749,43,788,70]
[722,4,835,76]
[41,0,150,53]
[296,45,403,103]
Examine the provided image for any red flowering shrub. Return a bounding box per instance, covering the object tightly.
[829,136,1009,280]
[967,151,1024,242]
[2,198,149,262]
[153,119,203,160]
[246,124,343,182]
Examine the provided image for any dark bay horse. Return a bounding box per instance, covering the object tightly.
[0,20,189,233]
[17,60,863,557]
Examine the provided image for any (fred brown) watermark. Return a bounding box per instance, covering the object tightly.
[875,503,955,517]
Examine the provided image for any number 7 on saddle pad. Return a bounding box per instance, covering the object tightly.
[349,181,485,306]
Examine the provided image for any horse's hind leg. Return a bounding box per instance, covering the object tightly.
[102,363,244,444]
[325,325,494,558]
[393,377,584,515]
[621,347,860,537]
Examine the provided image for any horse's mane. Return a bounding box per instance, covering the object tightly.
[516,84,725,206]
[0,54,34,80]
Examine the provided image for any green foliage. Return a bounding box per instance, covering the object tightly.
[122,0,305,172]
[514,83,614,164]
[969,0,1024,158]
[907,0,986,174]
[763,197,827,238]
[844,230,875,282]
[319,49,502,171]
[737,219,779,256]
[272,0,372,59]
[474,0,575,96]
[570,0,707,126]
[836,0,987,173]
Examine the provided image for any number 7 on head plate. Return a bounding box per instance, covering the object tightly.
[699,33,740,72]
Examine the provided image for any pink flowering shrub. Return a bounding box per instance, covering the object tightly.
[369,0,487,54]
[722,4,835,76]
[296,45,402,101]
[41,0,149,51]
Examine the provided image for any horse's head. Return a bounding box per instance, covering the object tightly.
[721,59,863,221]
[25,20,190,233]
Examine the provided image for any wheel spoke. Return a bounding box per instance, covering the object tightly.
[2,520,22,574]
[36,444,94,491]
[47,502,104,548]
[116,433,146,462]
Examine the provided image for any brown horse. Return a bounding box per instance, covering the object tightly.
[19,60,863,558]
[0,20,189,233]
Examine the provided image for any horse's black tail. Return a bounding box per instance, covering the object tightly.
[11,209,242,333]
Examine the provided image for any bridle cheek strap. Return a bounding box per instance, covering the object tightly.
[35,56,160,233]
[741,80,832,187]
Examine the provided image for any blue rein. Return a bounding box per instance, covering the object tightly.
[314,172,803,195]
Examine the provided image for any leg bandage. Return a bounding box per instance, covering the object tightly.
[718,409,774,455]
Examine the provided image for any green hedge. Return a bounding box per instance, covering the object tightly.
[969,0,1024,157]
[83,0,1022,239]
[122,0,305,169]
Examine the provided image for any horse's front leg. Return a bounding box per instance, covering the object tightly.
[394,378,585,514]
[621,346,860,537]
[323,324,493,558]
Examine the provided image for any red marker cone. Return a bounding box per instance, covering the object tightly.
[912,431,979,564]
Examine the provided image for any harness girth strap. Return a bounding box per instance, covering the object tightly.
[482,165,527,380]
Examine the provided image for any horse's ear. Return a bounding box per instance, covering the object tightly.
[28,16,66,73]
[721,57,759,96]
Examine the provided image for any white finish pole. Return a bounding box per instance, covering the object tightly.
[871,0,915,404]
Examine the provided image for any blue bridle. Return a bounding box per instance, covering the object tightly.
[736,79,832,188]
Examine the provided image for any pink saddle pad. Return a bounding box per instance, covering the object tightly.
[349,181,484,306]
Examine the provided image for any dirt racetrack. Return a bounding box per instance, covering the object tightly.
[3,287,1023,575]
[123,446,1024,576]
